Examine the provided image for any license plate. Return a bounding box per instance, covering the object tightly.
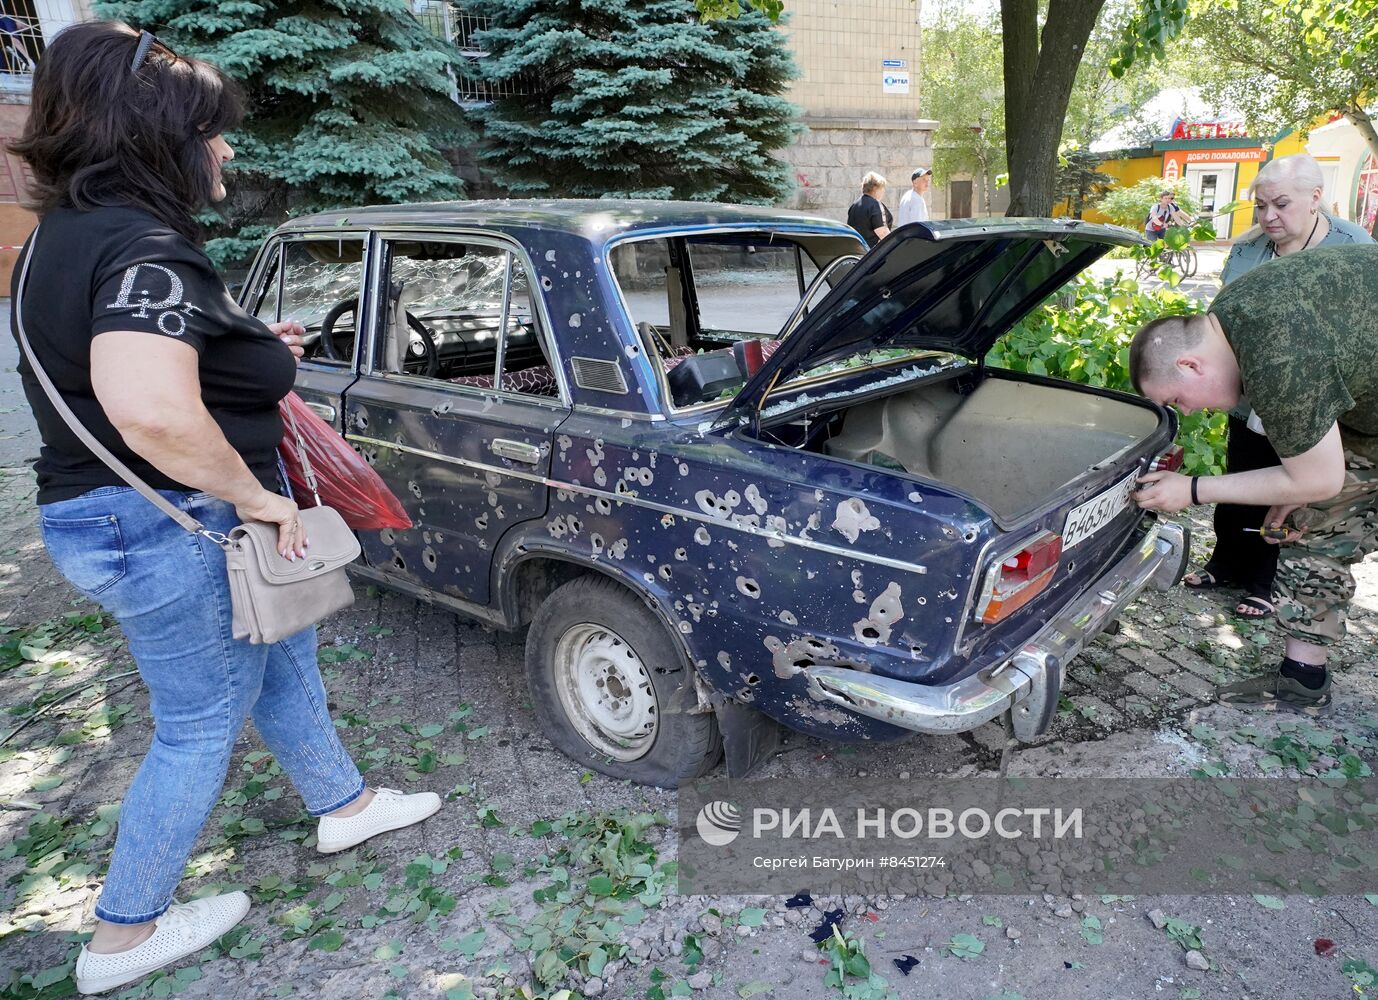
[1062,472,1138,551]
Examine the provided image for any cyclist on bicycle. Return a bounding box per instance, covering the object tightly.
[1145,190,1194,240]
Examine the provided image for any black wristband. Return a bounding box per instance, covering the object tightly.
[1190,476,1200,505]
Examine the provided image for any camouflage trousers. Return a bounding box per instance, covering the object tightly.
[1274,451,1378,646]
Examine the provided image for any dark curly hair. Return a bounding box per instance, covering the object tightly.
[7,20,244,240]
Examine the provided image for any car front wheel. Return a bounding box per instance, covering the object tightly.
[525,575,722,787]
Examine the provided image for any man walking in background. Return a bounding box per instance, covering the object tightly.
[896,167,932,227]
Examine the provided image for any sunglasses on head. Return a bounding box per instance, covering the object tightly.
[130,29,177,73]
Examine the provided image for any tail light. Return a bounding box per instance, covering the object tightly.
[974,532,1063,625]
[1148,445,1184,473]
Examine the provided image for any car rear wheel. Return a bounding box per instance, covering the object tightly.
[525,575,722,786]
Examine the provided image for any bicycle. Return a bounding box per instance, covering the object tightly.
[1136,243,1198,281]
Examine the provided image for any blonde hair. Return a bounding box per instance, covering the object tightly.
[861,172,887,194]
[1253,154,1324,197]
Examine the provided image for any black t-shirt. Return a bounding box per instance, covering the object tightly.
[10,205,296,505]
[846,194,891,247]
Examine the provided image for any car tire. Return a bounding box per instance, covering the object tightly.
[525,575,722,787]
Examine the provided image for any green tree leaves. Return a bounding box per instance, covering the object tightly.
[1108,0,1190,77]
[693,0,783,20]
[1186,0,1378,169]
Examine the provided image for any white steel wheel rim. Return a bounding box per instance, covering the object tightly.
[552,623,659,761]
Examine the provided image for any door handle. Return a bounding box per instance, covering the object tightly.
[305,401,337,424]
[491,439,541,464]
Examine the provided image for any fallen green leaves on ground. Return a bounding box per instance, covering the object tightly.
[392,807,682,996]
[1161,916,1205,954]
[946,931,986,960]
[816,924,896,1000]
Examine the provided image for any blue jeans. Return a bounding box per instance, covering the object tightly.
[39,486,364,924]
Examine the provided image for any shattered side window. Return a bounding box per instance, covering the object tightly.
[686,241,802,339]
[381,242,510,381]
[277,238,368,366]
[377,240,559,397]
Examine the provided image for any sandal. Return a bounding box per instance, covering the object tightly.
[1183,569,1224,589]
[1234,596,1275,619]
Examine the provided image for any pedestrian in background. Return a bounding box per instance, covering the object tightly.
[8,22,440,995]
[847,171,892,248]
[1182,154,1373,619]
[896,167,932,227]
[1144,190,1192,240]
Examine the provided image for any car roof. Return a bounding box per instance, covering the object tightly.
[279,199,859,244]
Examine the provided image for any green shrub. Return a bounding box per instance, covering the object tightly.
[1092,177,1200,230]
[985,273,1227,475]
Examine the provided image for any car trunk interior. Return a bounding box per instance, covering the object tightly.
[747,370,1162,522]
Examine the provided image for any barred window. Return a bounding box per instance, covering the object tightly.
[0,1,49,94]
[410,2,526,105]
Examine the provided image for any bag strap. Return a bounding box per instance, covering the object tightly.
[282,396,321,507]
[13,225,222,542]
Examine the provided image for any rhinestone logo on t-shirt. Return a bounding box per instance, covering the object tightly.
[106,263,203,337]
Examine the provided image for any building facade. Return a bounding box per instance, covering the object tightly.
[774,0,938,224]
[1089,112,1378,240]
[1292,114,1378,232]
[1087,118,1266,240]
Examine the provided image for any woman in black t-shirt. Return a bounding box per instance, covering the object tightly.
[8,23,440,995]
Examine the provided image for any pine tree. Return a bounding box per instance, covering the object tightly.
[95,0,468,266]
[464,0,800,203]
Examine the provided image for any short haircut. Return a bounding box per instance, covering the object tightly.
[8,20,244,241]
[1253,153,1325,197]
[862,171,886,194]
[1128,314,1208,393]
[1158,190,1175,198]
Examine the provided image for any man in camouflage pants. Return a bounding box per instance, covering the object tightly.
[1276,456,1378,649]
[1127,245,1378,709]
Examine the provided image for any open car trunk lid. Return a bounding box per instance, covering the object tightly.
[715,218,1143,429]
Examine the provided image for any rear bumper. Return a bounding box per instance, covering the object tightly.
[805,519,1190,740]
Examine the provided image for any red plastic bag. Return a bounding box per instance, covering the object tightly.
[278,392,412,530]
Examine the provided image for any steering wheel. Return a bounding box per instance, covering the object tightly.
[319,297,359,362]
[318,296,440,377]
[397,312,439,377]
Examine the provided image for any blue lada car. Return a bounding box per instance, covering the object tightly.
[240,201,1189,787]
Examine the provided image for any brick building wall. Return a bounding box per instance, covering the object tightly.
[776,0,938,224]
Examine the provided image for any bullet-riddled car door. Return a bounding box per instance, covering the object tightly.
[343,234,568,606]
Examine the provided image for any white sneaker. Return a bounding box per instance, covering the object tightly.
[315,787,442,854]
[75,892,250,995]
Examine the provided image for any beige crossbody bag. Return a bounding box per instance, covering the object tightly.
[15,226,361,645]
